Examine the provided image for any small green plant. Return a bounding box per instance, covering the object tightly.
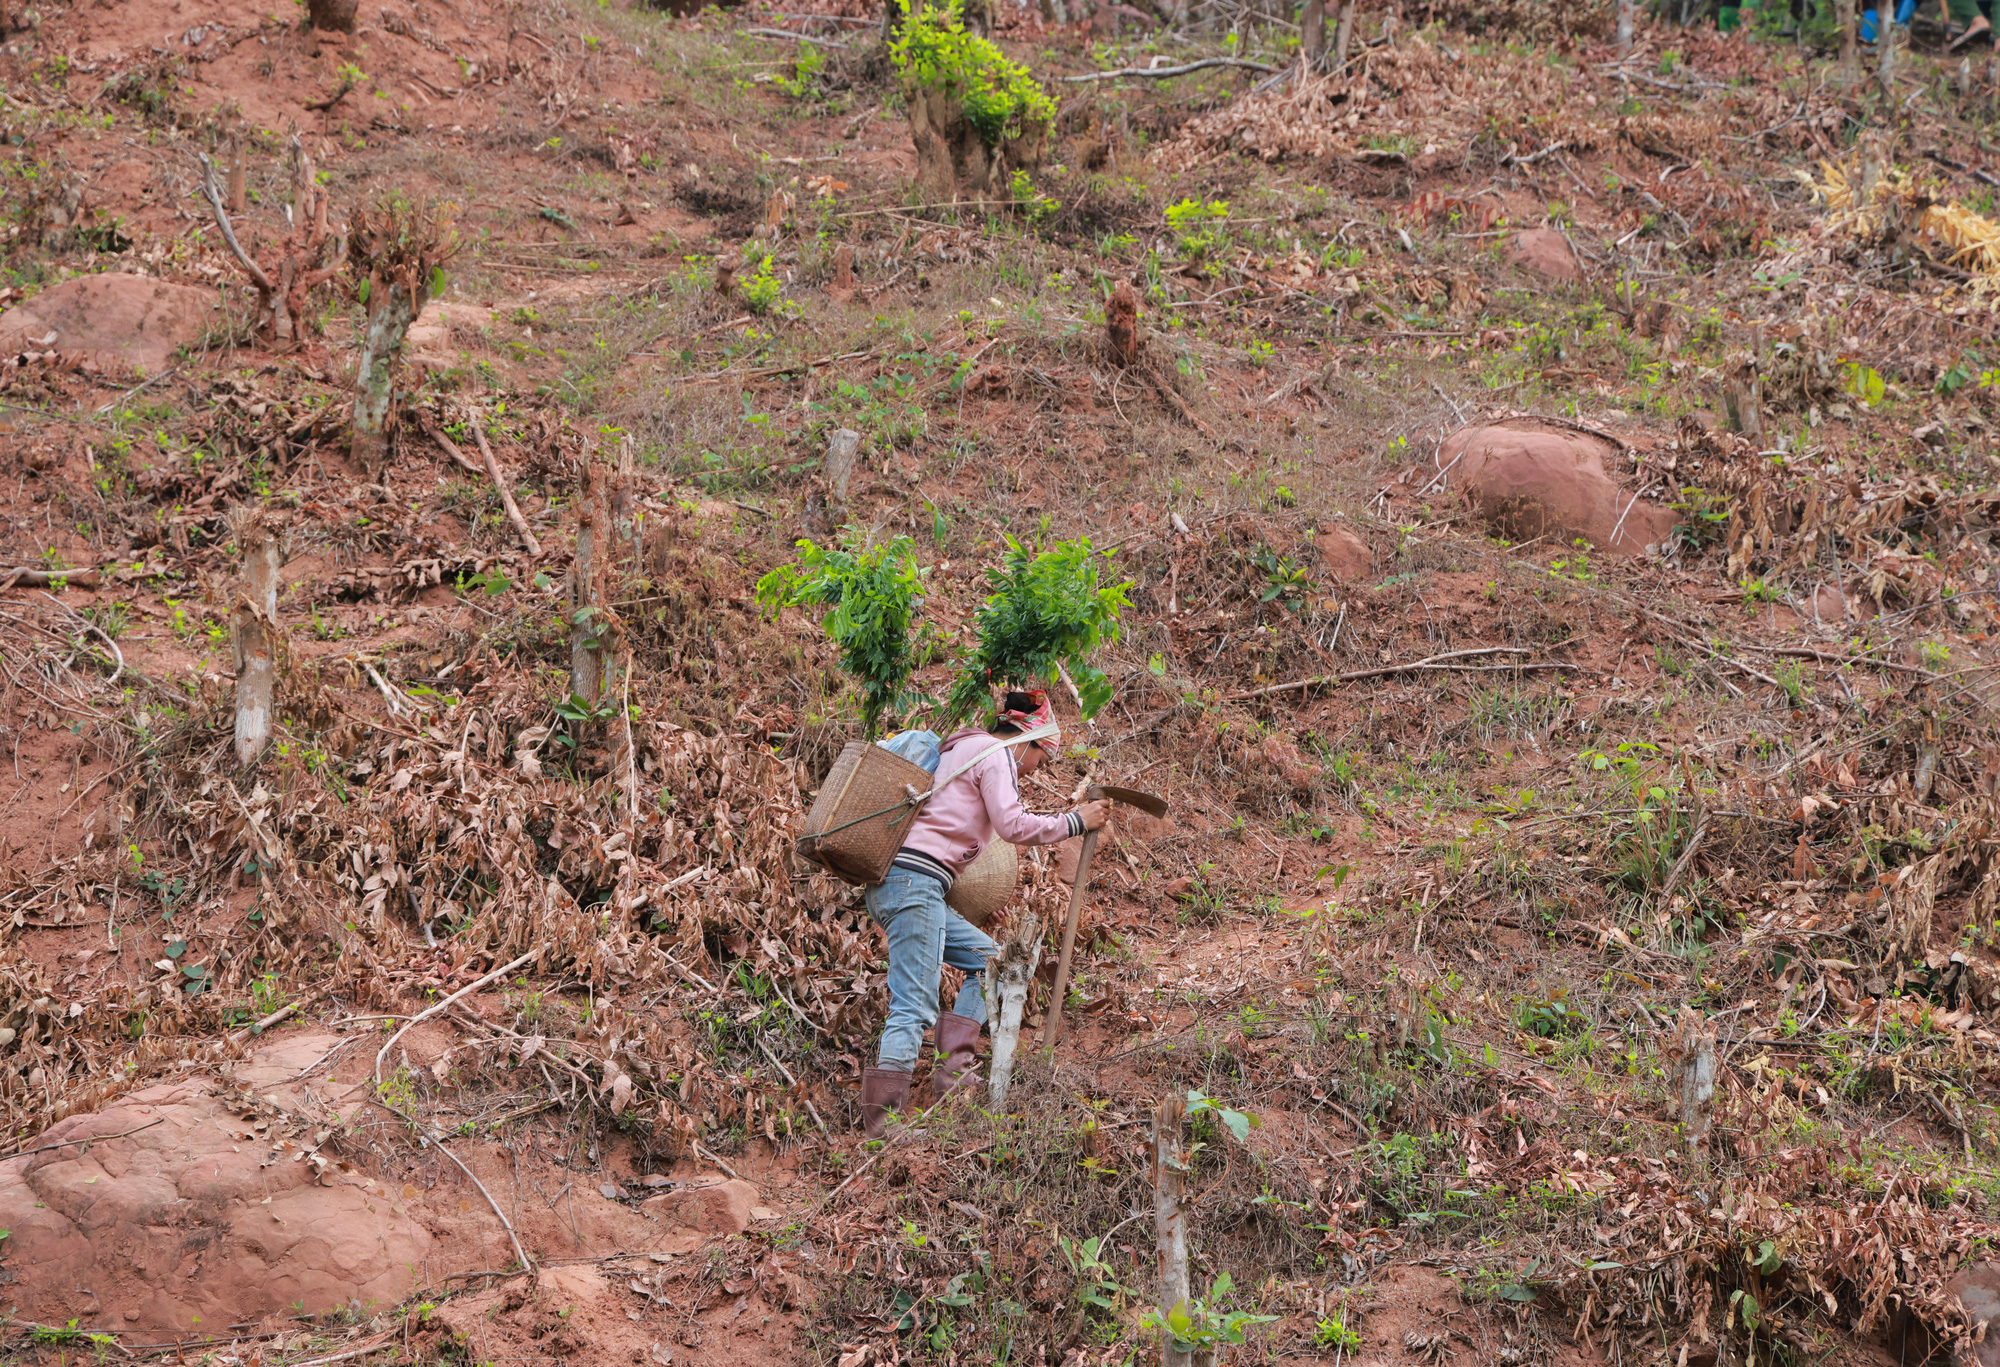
[1174,864,1233,923]
[1245,338,1275,368]
[757,532,927,738]
[1921,640,1952,672]
[1139,1273,1278,1353]
[1669,486,1731,549]
[1548,539,1595,584]
[1739,575,1778,604]
[1251,547,1311,611]
[1165,197,1231,262]
[1185,1088,1257,1143]
[1008,167,1058,221]
[774,39,826,98]
[163,597,201,641]
[80,601,132,640]
[1059,1233,1129,1320]
[1772,658,1809,708]
[30,1319,120,1347]
[1518,989,1586,1038]
[739,255,788,315]
[1843,361,1886,408]
[1314,1315,1362,1350]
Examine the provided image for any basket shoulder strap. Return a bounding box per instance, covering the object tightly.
[929,722,1059,796]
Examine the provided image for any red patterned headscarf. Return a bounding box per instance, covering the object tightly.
[997,689,1059,754]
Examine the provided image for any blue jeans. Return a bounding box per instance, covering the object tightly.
[866,869,995,1072]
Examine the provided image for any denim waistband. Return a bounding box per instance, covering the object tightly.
[890,849,954,891]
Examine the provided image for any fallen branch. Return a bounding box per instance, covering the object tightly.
[1221,647,1574,701]
[224,1003,303,1049]
[1746,644,1950,682]
[424,1127,535,1278]
[376,948,539,1084]
[1137,359,1214,437]
[0,567,101,591]
[1638,609,1796,696]
[195,155,275,292]
[94,365,181,417]
[754,1035,830,1136]
[1062,55,1277,82]
[741,25,852,46]
[469,417,544,556]
[39,589,121,683]
[1502,140,1570,166]
[304,76,358,112]
[0,1116,164,1162]
[416,413,487,476]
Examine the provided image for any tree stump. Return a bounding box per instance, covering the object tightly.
[307,0,358,32]
[906,83,1047,199]
[1107,281,1141,366]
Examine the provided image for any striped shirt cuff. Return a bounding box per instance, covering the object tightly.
[1065,811,1086,838]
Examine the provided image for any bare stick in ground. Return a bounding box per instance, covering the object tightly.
[611,432,640,572]
[569,463,614,715]
[232,523,281,766]
[1677,1015,1717,1151]
[1301,0,1327,69]
[984,912,1040,1110]
[1154,1091,1200,1367]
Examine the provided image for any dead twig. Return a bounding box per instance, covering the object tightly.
[1063,55,1277,81]
[0,1116,164,1162]
[0,568,102,591]
[416,412,488,476]
[195,155,275,292]
[376,949,539,1084]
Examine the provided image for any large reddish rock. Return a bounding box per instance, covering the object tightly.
[1505,228,1582,282]
[640,1178,758,1235]
[1314,524,1373,582]
[1438,418,1678,556]
[0,1036,428,1335]
[0,274,222,372]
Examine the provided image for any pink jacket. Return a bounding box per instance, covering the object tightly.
[903,727,1079,875]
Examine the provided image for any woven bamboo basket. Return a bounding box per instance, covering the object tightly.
[796,741,933,885]
[945,838,1018,927]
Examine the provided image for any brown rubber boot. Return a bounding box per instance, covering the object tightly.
[931,1012,986,1102]
[861,1067,912,1139]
